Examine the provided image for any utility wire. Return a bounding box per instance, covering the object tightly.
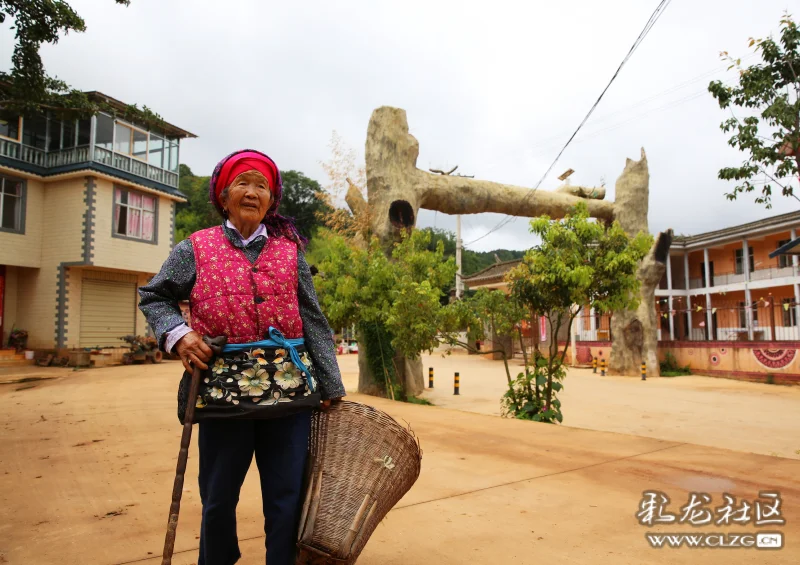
[524,89,707,160]
[520,53,755,156]
[465,0,674,247]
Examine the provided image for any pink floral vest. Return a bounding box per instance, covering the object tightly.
[189,226,304,343]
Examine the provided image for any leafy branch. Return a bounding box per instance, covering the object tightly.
[708,13,800,207]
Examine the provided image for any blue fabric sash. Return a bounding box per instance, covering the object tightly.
[222,327,316,392]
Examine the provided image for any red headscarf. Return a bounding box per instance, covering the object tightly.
[213,151,279,205]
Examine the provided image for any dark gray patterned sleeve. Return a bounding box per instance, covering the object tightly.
[297,252,346,400]
[138,239,197,351]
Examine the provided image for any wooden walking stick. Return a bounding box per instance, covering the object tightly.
[161,336,226,565]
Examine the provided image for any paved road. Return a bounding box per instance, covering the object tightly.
[0,359,798,564]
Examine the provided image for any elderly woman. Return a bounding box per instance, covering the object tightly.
[139,149,345,565]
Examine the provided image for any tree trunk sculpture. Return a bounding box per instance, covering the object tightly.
[608,152,672,377]
[350,106,670,394]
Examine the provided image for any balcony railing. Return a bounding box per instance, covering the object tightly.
[688,265,797,289]
[0,138,178,188]
[657,302,800,341]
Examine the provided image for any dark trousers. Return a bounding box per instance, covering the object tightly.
[197,411,312,565]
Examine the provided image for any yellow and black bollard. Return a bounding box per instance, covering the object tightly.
[600,358,606,377]
[429,367,434,389]
[454,372,460,395]
[641,362,647,381]
[592,357,597,374]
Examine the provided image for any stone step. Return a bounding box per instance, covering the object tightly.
[0,357,34,367]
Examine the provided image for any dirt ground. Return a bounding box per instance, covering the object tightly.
[0,357,798,564]
[337,350,800,460]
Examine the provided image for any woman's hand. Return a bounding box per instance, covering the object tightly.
[321,397,343,411]
[175,331,214,373]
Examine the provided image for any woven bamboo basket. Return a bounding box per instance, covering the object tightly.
[296,401,422,564]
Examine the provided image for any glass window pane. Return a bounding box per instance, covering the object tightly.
[132,128,148,160]
[115,204,127,235]
[148,134,164,168]
[77,118,91,146]
[169,141,179,173]
[48,119,61,151]
[95,114,114,150]
[4,180,21,196]
[62,120,76,149]
[142,211,155,241]
[1,192,19,230]
[128,208,141,238]
[0,110,20,140]
[129,192,142,208]
[142,195,156,211]
[22,115,47,149]
[114,123,131,154]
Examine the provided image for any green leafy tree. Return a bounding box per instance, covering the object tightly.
[278,170,333,241]
[456,288,526,393]
[311,225,529,400]
[505,203,650,423]
[708,14,800,207]
[174,165,215,242]
[311,228,457,398]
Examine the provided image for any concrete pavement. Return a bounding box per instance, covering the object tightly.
[0,358,797,564]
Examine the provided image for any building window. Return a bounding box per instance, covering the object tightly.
[734,247,755,275]
[77,118,91,147]
[114,187,157,242]
[148,134,164,168]
[62,119,76,149]
[0,175,25,233]
[47,117,61,151]
[114,122,149,161]
[95,114,114,150]
[777,240,791,268]
[0,110,21,141]
[22,114,47,150]
[783,298,797,327]
[738,302,758,327]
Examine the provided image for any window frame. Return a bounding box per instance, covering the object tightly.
[111,185,158,245]
[113,121,150,162]
[0,113,22,143]
[0,174,27,235]
[777,240,791,269]
[96,113,179,173]
[734,247,755,275]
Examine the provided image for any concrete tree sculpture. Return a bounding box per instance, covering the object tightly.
[347,106,670,393]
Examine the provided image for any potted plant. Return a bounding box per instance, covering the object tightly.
[8,327,28,353]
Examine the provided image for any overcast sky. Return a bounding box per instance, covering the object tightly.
[2,0,797,251]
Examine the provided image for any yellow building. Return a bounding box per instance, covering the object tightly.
[0,92,195,349]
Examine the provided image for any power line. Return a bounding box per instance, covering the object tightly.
[465,0,674,247]
[520,53,755,156]
[523,89,708,160]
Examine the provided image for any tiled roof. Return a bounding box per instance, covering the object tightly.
[672,210,800,248]
[462,259,521,286]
